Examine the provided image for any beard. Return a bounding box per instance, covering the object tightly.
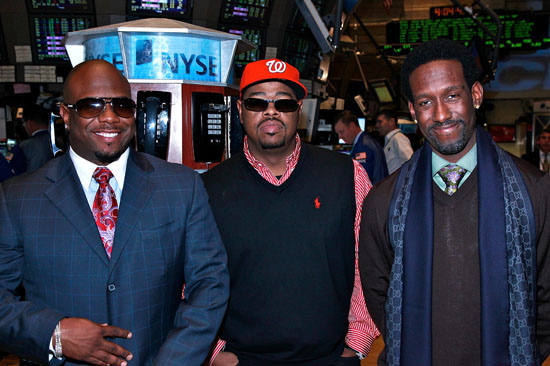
[426,118,475,155]
[94,148,126,164]
[257,118,287,150]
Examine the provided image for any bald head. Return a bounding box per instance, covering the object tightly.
[59,59,135,165]
[64,60,130,103]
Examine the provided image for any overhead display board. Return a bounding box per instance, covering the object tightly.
[25,0,94,14]
[126,0,192,20]
[384,11,550,55]
[30,15,95,63]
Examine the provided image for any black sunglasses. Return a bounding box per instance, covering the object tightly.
[243,98,299,113]
[65,97,136,118]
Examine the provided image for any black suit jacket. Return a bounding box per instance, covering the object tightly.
[522,150,541,169]
[0,150,229,365]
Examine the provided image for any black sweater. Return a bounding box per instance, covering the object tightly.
[202,144,356,365]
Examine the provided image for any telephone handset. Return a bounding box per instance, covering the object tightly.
[136,91,171,159]
[192,92,227,163]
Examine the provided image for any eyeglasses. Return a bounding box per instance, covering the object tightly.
[243,98,299,113]
[65,97,136,118]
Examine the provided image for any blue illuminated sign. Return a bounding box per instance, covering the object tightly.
[84,36,124,74]
[83,33,225,82]
[122,34,221,82]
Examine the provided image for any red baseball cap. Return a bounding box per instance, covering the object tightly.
[240,59,308,100]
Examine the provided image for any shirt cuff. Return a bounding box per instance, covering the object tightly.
[208,339,226,365]
[345,327,377,359]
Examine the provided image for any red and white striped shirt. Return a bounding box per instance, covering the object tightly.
[209,135,380,364]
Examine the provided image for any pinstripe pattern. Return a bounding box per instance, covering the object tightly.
[0,151,229,366]
[209,136,379,364]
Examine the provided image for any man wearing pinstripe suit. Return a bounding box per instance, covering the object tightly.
[0,60,229,366]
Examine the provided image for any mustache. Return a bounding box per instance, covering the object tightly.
[428,119,465,131]
[258,117,284,127]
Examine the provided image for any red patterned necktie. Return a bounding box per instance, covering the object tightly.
[92,167,118,258]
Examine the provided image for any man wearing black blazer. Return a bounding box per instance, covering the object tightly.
[0,60,229,366]
[522,129,550,173]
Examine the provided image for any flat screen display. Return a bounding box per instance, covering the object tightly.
[281,32,318,78]
[26,0,94,14]
[384,11,550,55]
[368,79,396,104]
[127,0,191,19]
[219,0,272,25]
[29,15,95,63]
[218,24,265,77]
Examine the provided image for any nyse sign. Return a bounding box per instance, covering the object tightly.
[84,34,221,82]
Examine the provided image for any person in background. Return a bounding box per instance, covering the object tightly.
[0,59,229,366]
[18,104,54,172]
[334,110,388,184]
[359,38,550,366]
[202,59,379,366]
[522,128,550,173]
[0,153,15,182]
[375,110,413,174]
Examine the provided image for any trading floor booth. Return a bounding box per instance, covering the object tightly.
[64,18,253,171]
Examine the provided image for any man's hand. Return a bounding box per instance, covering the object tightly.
[341,347,358,358]
[211,351,239,366]
[56,317,133,366]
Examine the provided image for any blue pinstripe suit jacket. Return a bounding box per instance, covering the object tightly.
[0,150,229,365]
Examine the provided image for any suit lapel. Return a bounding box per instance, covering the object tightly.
[44,154,109,266]
[109,151,156,271]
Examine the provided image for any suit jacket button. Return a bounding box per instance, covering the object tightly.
[108,284,116,292]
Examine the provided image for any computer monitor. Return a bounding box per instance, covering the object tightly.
[218,24,265,77]
[26,0,94,14]
[29,15,95,64]
[126,0,192,20]
[219,0,273,26]
[368,79,396,104]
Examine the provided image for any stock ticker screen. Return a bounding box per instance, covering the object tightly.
[282,33,318,77]
[30,15,95,63]
[219,24,265,76]
[219,0,272,25]
[25,0,94,13]
[383,11,550,56]
[127,0,191,19]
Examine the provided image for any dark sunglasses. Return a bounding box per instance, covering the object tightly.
[243,98,299,113]
[65,97,136,118]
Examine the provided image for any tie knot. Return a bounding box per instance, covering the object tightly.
[438,164,467,195]
[93,167,113,185]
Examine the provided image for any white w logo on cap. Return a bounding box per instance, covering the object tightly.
[266,60,286,73]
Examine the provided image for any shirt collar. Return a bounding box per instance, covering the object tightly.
[353,131,363,145]
[384,128,401,142]
[243,134,301,185]
[70,146,129,191]
[32,128,49,136]
[432,143,477,178]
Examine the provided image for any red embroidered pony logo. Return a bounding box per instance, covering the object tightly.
[314,196,321,209]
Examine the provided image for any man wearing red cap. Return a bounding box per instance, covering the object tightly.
[202,59,379,365]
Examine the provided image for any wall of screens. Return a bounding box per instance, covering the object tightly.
[25,0,94,14]
[126,0,192,20]
[29,15,95,63]
[384,11,550,56]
